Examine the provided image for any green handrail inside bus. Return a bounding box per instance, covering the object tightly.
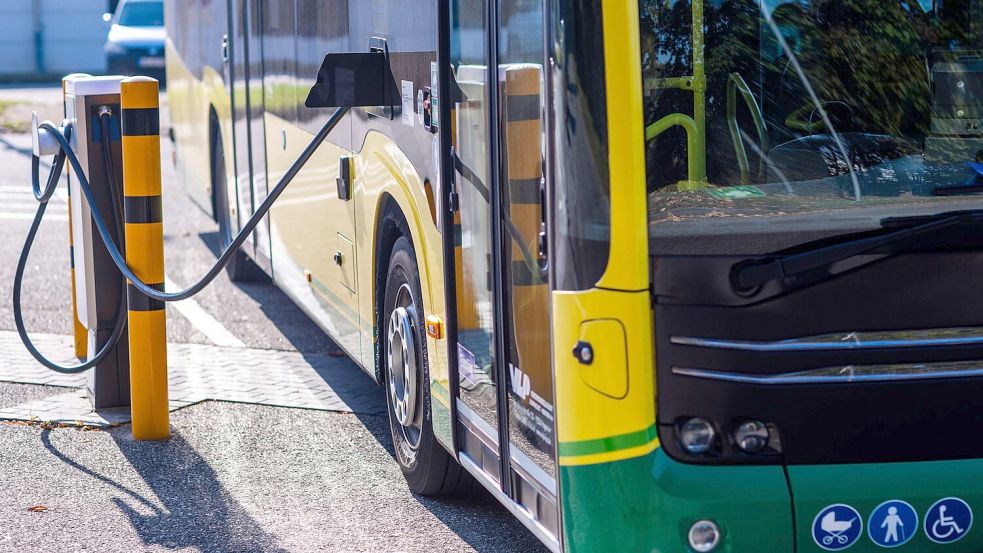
[785,103,826,133]
[646,113,705,189]
[726,72,769,184]
[645,0,708,191]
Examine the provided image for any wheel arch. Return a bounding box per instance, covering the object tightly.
[373,194,414,383]
[360,138,447,444]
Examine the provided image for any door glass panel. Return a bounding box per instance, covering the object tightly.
[229,0,252,250]
[246,0,271,268]
[261,0,297,126]
[228,0,271,265]
[296,0,350,140]
[451,0,501,448]
[498,0,557,491]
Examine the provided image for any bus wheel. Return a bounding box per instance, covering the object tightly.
[384,236,467,495]
[211,125,266,282]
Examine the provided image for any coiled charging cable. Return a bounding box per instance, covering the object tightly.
[14,121,129,374]
[15,107,347,373]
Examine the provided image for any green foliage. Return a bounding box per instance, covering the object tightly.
[640,0,982,189]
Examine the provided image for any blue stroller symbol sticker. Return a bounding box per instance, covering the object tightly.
[868,500,918,548]
[813,504,863,550]
[925,497,973,544]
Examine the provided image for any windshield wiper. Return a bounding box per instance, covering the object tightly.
[732,210,983,291]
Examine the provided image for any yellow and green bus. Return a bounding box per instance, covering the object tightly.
[167,0,983,550]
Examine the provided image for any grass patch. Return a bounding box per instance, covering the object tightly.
[0,99,29,133]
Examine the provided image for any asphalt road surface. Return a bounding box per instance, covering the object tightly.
[0,85,549,553]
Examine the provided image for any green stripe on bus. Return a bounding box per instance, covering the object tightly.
[557,424,659,457]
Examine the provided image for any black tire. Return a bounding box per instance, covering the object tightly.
[383,236,467,495]
[211,125,266,282]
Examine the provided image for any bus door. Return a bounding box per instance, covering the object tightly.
[447,0,558,540]
[226,0,272,273]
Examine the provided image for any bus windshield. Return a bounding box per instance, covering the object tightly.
[118,1,164,27]
[642,0,983,254]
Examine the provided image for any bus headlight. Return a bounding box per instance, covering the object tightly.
[734,420,769,453]
[688,520,721,552]
[679,418,716,454]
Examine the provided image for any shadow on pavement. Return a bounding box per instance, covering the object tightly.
[41,427,287,552]
[0,133,68,176]
[0,134,32,156]
[197,233,548,552]
[198,230,391,451]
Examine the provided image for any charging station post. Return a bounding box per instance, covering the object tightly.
[64,74,131,409]
[121,77,169,440]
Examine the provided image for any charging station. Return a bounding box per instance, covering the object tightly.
[63,75,130,409]
[20,52,392,438]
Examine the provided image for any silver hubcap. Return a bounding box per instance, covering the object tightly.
[387,283,422,455]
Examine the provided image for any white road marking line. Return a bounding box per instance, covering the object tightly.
[164,275,245,348]
[0,212,67,221]
[0,203,67,212]
[0,185,74,225]
[0,184,69,213]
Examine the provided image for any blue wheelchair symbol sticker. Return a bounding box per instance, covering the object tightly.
[924,497,973,544]
[868,500,918,548]
[813,504,863,550]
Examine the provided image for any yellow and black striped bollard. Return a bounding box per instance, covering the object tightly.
[120,77,169,440]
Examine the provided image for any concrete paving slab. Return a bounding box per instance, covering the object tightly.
[0,330,385,427]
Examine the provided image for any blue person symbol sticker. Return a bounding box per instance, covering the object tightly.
[813,504,863,550]
[868,500,918,547]
[925,497,973,544]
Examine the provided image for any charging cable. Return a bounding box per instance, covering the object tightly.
[15,107,348,373]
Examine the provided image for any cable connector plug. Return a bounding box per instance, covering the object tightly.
[31,112,64,157]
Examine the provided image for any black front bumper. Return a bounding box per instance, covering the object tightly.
[654,249,983,465]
